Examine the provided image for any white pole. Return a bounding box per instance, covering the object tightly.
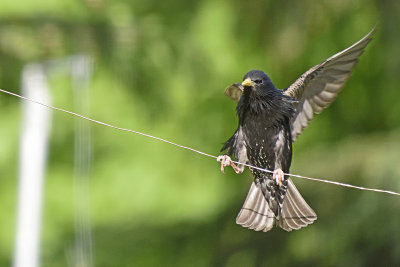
[13,63,52,267]
[71,55,94,267]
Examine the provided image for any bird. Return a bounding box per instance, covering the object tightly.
[217,28,375,232]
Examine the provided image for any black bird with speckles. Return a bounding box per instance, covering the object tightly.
[220,28,375,232]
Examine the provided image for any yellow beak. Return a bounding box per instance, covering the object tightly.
[241,78,253,87]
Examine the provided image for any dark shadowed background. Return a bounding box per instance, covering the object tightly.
[1,0,399,266]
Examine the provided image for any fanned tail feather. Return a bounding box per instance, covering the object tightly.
[279,179,317,231]
[236,182,275,232]
[236,180,317,232]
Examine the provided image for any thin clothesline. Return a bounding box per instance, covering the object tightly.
[1,88,399,197]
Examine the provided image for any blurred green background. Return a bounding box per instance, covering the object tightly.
[1,0,400,266]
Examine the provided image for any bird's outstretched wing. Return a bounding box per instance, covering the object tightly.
[284,28,375,141]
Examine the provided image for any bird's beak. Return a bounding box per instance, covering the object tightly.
[241,78,253,87]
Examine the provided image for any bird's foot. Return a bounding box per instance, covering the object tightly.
[217,155,240,174]
[273,168,285,186]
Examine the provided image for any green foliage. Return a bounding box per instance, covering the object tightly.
[1,0,400,266]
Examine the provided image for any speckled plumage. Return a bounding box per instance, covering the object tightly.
[222,70,305,231]
[222,28,374,232]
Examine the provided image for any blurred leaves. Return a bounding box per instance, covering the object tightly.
[0,0,399,266]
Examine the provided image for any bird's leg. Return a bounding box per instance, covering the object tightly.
[273,168,285,186]
[217,155,240,174]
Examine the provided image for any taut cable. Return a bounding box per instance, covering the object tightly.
[1,88,399,197]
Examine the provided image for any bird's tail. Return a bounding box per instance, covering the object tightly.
[236,179,317,232]
[278,179,317,231]
[236,182,275,232]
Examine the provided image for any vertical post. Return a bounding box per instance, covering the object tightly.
[71,55,94,267]
[13,64,52,267]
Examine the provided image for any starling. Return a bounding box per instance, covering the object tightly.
[218,28,375,232]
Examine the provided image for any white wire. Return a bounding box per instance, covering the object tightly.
[1,88,399,197]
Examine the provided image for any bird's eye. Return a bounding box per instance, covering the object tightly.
[254,79,263,84]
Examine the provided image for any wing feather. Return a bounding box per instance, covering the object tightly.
[284,28,375,141]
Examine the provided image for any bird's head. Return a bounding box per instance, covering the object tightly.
[230,70,294,117]
[241,70,275,93]
[224,70,278,102]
